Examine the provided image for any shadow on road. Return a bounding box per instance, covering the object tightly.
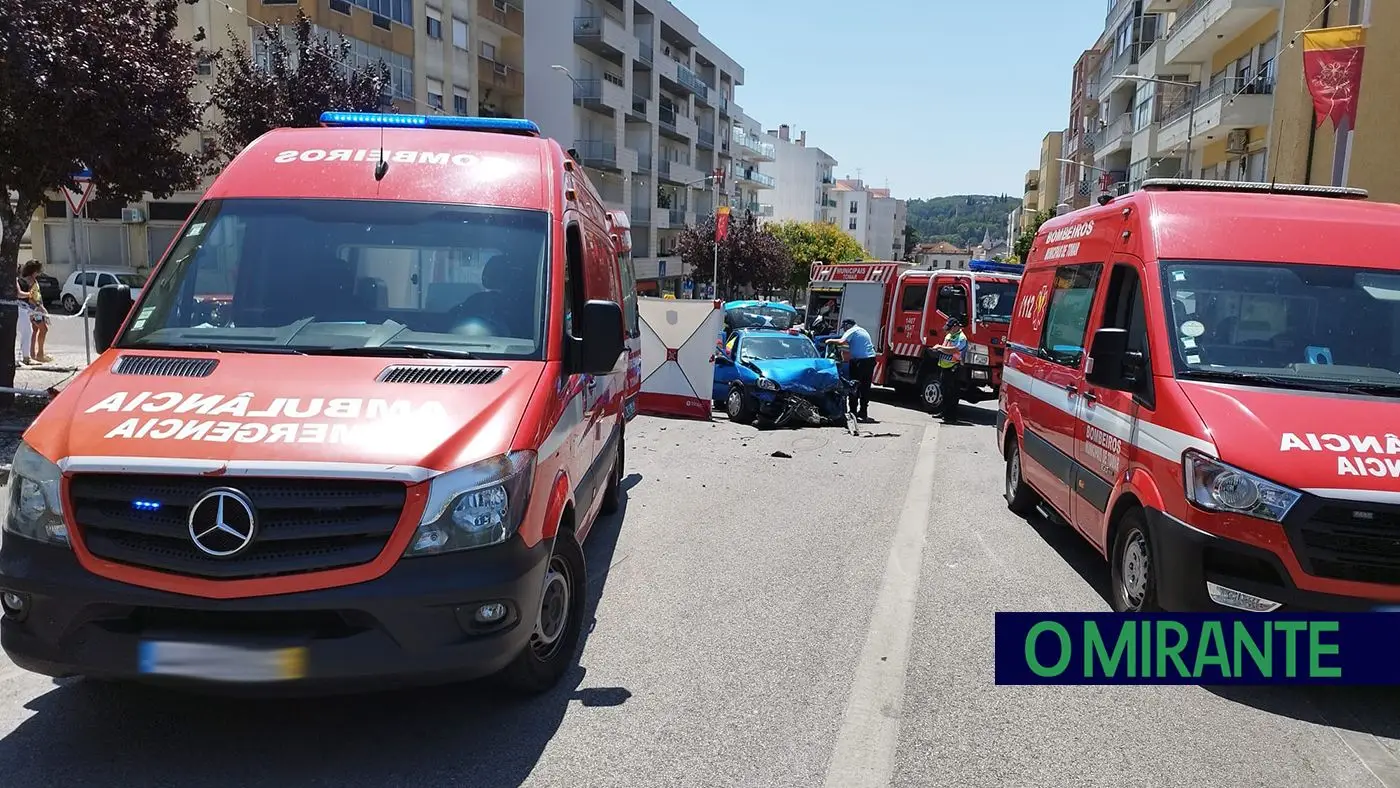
[0,476,641,788]
[1018,509,1114,608]
[1205,684,1400,745]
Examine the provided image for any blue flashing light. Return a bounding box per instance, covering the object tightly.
[132,500,162,512]
[969,259,1024,276]
[318,112,541,137]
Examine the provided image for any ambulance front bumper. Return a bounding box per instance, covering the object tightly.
[1146,508,1389,613]
[0,535,551,693]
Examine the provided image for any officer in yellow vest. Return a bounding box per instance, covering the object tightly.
[930,316,968,423]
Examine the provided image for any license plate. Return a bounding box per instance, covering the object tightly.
[138,641,308,683]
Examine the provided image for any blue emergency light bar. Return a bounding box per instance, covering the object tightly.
[318,111,542,137]
[969,259,1024,276]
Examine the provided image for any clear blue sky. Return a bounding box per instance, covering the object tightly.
[675,0,1107,200]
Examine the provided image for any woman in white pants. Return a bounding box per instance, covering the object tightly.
[16,288,33,365]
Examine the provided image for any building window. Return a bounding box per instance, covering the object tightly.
[849,201,857,214]
[453,88,469,115]
[452,18,468,50]
[481,42,496,61]
[196,54,212,76]
[426,6,442,39]
[1133,81,1154,132]
[1246,148,1268,181]
[848,218,857,230]
[427,77,444,110]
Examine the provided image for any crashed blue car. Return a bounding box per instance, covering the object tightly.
[713,328,852,428]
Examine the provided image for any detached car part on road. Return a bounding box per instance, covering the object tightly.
[714,329,852,429]
[0,112,636,696]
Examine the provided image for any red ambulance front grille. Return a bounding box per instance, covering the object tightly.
[1294,503,1400,586]
[68,474,406,580]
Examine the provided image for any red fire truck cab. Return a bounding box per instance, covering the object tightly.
[806,260,1022,411]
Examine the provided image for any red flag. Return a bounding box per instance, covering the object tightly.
[715,206,731,242]
[1302,25,1366,131]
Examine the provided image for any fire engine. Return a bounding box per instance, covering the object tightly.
[804,259,1023,410]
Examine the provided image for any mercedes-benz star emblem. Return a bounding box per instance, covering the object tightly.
[187,487,259,558]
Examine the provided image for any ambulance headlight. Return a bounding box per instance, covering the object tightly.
[757,377,779,391]
[405,451,535,556]
[4,442,68,546]
[1183,450,1300,522]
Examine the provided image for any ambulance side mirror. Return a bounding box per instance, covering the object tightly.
[1086,327,1141,391]
[93,284,134,353]
[574,299,625,376]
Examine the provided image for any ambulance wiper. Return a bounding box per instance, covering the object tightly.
[1181,368,1385,395]
[130,342,305,355]
[307,345,479,359]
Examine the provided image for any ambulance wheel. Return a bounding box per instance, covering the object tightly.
[1109,508,1161,613]
[600,429,623,516]
[501,529,586,694]
[726,387,756,425]
[1003,436,1040,517]
[917,371,943,412]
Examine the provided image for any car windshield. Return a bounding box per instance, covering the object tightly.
[114,273,145,288]
[118,198,550,360]
[727,304,796,330]
[1163,261,1400,393]
[740,335,818,361]
[974,280,1018,323]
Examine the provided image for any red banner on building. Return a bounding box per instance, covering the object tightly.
[1302,25,1367,130]
[715,206,731,242]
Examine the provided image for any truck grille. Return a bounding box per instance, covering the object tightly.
[1292,502,1400,585]
[69,474,406,580]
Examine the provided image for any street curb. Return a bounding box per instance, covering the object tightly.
[0,465,10,486]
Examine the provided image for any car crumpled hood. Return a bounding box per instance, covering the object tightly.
[25,352,546,476]
[747,357,841,395]
[1179,379,1400,496]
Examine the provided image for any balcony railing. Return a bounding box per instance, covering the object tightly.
[478,56,524,93]
[674,62,709,99]
[478,0,523,36]
[659,104,678,131]
[1159,74,1276,126]
[1167,0,1208,37]
[630,205,651,223]
[821,175,835,185]
[822,197,837,208]
[631,93,648,116]
[1097,112,1133,149]
[1024,178,1040,194]
[573,80,602,102]
[734,167,775,188]
[659,159,671,178]
[732,128,775,160]
[637,40,653,65]
[571,139,617,169]
[697,129,715,148]
[669,208,686,225]
[634,152,652,173]
[756,203,775,217]
[719,96,730,115]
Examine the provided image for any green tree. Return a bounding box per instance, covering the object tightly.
[903,223,922,260]
[207,9,389,166]
[765,220,868,291]
[1013,209,1055,262]
[0,0,207,401]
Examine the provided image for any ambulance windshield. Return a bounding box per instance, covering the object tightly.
[118,198,550,360]
[1164,261,1400,392]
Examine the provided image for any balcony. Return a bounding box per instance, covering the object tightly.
[822,197,837,208]
[733,166,775,189]
[478,56,524,96]
[821,175,835,185]
[1098,40,1154,97]
[658,105,696,141]
[633,148,652,173]
[669,208,686,225]
[732,128,775,162]
[628,93,648,122]
[630,205,652,224]
[756,203,775,218]
[477,0,523,37]
[697,128,715,150]
[718,96,730,116]
[661,60,709,101]
[575,74,628,116]
[1094,112,1133,158]
[636,40,653,68]
[572,139,618,172]
[1165,0,1282,66]
[1156,76,1277,155]
[1024,176,1040,196]
[652,205,670,229]
[573,14,629,59]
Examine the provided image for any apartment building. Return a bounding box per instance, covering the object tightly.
[763,125,839,225]
[1036,130,1065,212]
[31,0,527,280]
[1061,48,1104,210]
[1019,168,1039,234]
[1090,0,1166,195]
[832,179,906,260]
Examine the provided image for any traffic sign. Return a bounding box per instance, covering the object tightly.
[64,181,95,216]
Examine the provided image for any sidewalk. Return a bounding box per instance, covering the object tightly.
[0,350,90,483]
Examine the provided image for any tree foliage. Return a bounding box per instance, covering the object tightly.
[1013,209,1055,262]
[675,214,791,298]
[764,220,868,290]
[903,224,922,260]
[207,9,389,164]
[0,0,206,399]
[905,194,1019,248]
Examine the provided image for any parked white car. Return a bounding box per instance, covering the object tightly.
[60,269,145,314]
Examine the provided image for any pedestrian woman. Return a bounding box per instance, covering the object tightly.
[18,261,52,364]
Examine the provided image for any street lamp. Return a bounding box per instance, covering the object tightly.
[550,64,580,106]
[683,172,725,299]
[1114,73,1195,177]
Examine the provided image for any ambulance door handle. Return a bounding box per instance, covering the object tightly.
[1061,382,1077,393]
[1082,391,1097,403]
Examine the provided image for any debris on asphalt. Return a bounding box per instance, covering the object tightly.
[770,450,792,459]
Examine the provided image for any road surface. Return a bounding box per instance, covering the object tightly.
[1,397,1398,787]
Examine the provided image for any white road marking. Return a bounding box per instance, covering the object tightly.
[822,424,940,788]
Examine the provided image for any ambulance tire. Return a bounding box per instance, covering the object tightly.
[1003,436,1041,517]
[501,528,586,694]
[1109,508,1161,613]
[600,428,623,516]
[726,386,756,425]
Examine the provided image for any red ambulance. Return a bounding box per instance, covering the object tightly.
[999,178,1400,613]
[0,112,630,693]
[605,209,643,420]
[806,260,1022,410]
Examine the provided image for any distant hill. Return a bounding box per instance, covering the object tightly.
[906,195,1020,249]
